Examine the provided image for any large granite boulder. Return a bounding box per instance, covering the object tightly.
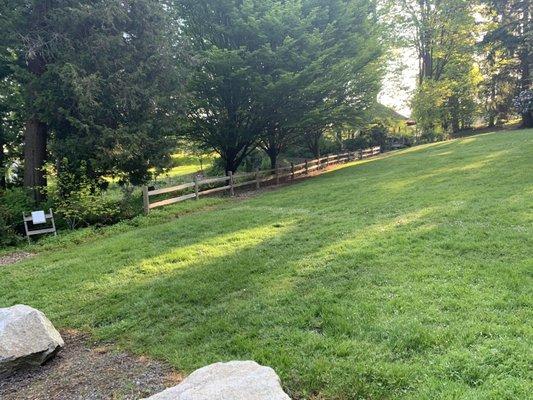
[145,360,291,400]
[0,304,64,376]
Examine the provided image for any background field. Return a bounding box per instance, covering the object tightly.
[1,130,532,399]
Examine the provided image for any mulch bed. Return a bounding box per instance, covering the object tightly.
[0,330,182,400]
[0,252,35,267]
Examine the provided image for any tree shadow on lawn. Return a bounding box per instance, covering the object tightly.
[1,131,531,399]
[70,192,530,399]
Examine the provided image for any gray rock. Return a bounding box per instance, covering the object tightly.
[0,304,64,376]
[145,360,291,400]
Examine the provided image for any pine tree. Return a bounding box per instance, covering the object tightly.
[1,0,188,199]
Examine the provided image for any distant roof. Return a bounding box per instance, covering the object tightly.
[374,103,409,121]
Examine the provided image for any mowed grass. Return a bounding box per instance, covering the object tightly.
[1,130,532,399]
[159,153,215,182]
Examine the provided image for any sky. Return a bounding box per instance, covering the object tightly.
[378,47,418,118]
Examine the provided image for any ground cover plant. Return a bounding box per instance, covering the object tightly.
[1,130,531,399]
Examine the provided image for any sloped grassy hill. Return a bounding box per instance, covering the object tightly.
[1,129,532,399]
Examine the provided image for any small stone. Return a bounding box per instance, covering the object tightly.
[0,304,64,376]
[145,360,290,400]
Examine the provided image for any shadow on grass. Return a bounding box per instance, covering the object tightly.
[1,129,531,399]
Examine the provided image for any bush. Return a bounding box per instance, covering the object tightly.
[52,165,128,230]
[241,150,267,171]
[0,188,34,246]
[514,90,533,115]
[320,137,342,155]
[514,90,533,127]
[54,187,121,230]
[344,123,389,151]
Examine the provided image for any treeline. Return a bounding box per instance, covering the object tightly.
[0,0,391,244]
[394,0,532,136]
[0,0,386,200]
[0,0,531,245]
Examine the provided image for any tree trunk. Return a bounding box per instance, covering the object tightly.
[306,131,322,159]
[449,97,460,134]
[267,148,278,170]
[451,118,460,134]
[0,130,6,189]
[224,156,239,175]
[488,79,496,128]
[24,119,48,202]
[520,2,531,91]
[522,111,533,129]
[488,115,495,128]
[23,2,50,202]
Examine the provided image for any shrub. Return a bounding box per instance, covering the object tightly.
[514,90,533,115]
[0,188,34,246]
[344,123,389,151]
[52,165,121,230]
[55,188,121,230]
[514,90,533,127]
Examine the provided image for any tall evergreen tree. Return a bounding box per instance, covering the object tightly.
[480,0,532,127]
[1,0,187,200]
[257,0,385,165]
[178,0,385,171]
[0,52,23,188]
[176,0,267,174]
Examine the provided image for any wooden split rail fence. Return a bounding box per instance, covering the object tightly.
[143,146,381,214]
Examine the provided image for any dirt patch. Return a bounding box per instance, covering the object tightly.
[0,330,182,400]
[0,251,35,267]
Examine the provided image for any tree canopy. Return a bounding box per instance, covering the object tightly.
[0,0,530,205]
[177,0,385,172]
[1,0,188,199]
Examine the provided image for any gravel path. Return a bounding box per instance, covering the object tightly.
[0,330,181,400]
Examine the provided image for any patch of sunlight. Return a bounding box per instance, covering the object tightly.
[394,140,454,156]
[264,275,298,296]
[382,150,511,193]
[286,207,436,275]
[237,205,312,216]
[458,160,492,172]
[458,138,477,145]
[430,151,453,157]
[456,149,510,172]
[83,221,297,291]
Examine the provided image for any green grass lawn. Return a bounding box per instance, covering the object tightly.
[155,153,215,183]
[1,130,532,399]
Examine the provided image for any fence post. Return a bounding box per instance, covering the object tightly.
[275,165,280,185]
[229,171,235,196]
[194,176,199,200]
[291,162,295,180]
[50,208,57,237]
[255,168,260,190]
[359,149,363,160]
[23,212,30,244]
[142,186,150,215]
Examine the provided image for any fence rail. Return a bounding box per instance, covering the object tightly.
[143,146,381,214]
